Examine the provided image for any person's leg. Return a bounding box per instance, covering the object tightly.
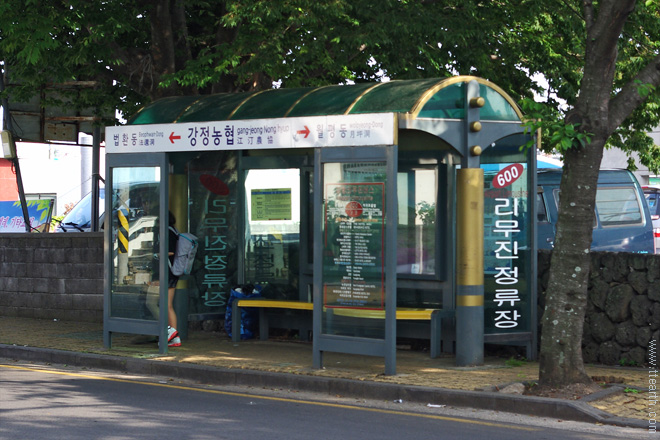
[166,274,181,346]
[168,286,177,330]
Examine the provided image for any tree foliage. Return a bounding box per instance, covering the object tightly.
[2,0,660,387]
[0,0,546,121]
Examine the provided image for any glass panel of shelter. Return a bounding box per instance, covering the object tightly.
[321,161,388,339]
[244,168,302,300]
[187,150,239,316]
[185,150,313,322]
[104,153,170,353]
[394,145,456,313]
[110,167,161,320]
[396,164,438,277]
[238,154,314,339]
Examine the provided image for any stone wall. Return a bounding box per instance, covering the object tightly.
[0,233,103,322]
[538,250,660,366]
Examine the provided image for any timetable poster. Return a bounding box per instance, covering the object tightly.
[251,188,292,221]
[323,182,385,309]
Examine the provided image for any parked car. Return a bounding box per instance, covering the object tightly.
[55,188,105,232]
[537,169,655,253]
[643,185,660,252]
[55,181,161,233]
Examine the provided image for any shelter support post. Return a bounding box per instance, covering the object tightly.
[91,125,102,231]
[456,168,484,366]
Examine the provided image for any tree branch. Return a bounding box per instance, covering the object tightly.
[586,0,635,60]
[608,53,660,132]
[557,0,583,19]
[579,0,636,123]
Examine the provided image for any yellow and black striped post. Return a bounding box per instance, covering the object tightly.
[456,168,484,366]
[117,210,129,254]
[116,209,129,284]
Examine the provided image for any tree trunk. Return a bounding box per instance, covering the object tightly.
[537,0,639,389]
[538,140,606,387]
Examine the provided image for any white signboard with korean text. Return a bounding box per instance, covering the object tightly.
[483,162,531,334]
[106,113,396,153]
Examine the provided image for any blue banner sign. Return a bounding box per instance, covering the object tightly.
[0,200,54,232]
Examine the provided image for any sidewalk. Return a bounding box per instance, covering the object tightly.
[0,316,651,429]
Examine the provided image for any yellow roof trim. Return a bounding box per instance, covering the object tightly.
[283,85,334,117]
[227,90,267,120]
[173,96,206,123]
[343,81,389,115]
[408,77,456,118]
[473,77,524,120]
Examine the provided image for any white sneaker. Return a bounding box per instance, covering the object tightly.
[168,336,181,347]
[167,326,179,342]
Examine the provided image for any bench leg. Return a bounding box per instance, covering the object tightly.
[430,313,441,359]
[259,308,268,341]
[298,324,311,342]
[525,341,534,361]
[231,301,240,343]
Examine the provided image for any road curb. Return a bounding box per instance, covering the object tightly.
[0,344,647,429]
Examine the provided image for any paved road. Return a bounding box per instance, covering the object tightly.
[0,360,651,440]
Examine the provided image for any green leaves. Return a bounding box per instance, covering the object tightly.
[520,98,592,155]
[634,79,656,98]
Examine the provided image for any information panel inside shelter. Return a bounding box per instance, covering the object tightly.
[322,166,386,310]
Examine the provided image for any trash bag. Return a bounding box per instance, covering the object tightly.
[224,284,262,340]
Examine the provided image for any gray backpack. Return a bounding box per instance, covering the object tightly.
[168,226,199,276]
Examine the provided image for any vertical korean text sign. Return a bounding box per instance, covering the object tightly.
[483,163,532,334]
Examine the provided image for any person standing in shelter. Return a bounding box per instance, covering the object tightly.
[150,211,181,347]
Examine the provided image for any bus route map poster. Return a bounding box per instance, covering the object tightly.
[322,182,385,309]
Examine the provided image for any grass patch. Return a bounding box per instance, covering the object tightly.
[505,357,527,367]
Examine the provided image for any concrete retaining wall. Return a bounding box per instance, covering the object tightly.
[0,233,103,322]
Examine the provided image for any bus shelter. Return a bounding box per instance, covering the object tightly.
[103,76,537,375]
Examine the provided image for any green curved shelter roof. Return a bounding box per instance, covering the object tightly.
[129,76,522,125]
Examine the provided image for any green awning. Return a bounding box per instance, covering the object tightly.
[128,76,522,125]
